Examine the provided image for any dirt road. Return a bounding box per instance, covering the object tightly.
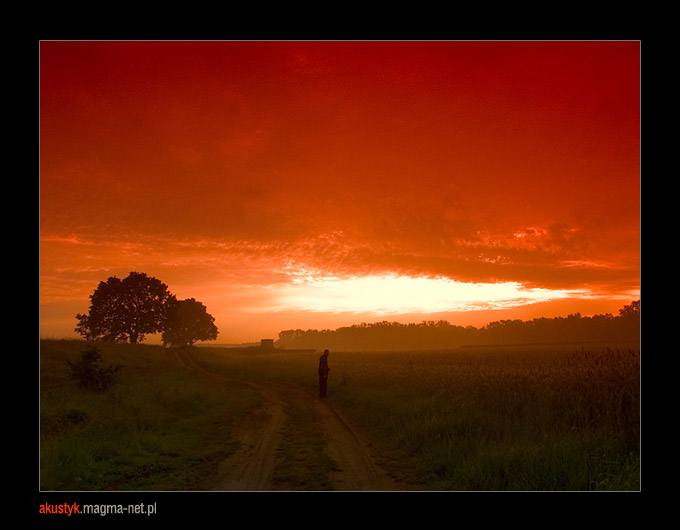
[169,348,416,491]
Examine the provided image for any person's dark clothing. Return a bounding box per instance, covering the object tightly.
[318,353,330,397]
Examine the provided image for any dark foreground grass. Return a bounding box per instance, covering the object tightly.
[196,343,640,491]
[41,340,640,491]
[330,345,640,491]
[40,340,259,491]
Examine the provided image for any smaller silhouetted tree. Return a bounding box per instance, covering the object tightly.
[162,298,219,347]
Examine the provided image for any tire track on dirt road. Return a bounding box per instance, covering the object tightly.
[169,348,411,491]
[169,347,286,490]
[299,385,400,491]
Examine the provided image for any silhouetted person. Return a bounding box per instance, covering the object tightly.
[318,349,330,398]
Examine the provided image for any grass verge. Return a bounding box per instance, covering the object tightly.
[40,340,259,491]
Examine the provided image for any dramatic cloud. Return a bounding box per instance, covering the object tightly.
[40,41,640,342]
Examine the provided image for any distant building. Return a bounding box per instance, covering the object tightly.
[260,339,275,349]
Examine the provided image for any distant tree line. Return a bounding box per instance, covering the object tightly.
[277,300,640,351]
[75,271,218,347]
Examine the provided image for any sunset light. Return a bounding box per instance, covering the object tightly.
[269,272,577,315]
[40,41,640,343]
[40,40,641,494]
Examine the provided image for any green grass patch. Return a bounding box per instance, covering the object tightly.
[270,396,335,490]
[40,340,259,491]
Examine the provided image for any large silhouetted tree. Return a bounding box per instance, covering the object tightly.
[75,272,177,344]
[161,298,219,347]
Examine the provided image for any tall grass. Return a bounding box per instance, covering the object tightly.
[329,345,640,490]
[41,340,640,491]
[197,344,640,491]
[40,340,259,491]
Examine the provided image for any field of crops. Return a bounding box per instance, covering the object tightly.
[198,342,640,490]
[40,339,640,491]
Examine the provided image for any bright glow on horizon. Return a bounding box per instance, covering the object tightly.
[268,272,579,315]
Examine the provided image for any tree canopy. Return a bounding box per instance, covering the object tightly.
[162,298,219,347]
[75,272,219,346]
[75,272,177,344]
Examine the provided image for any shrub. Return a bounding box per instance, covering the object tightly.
[67,346,122,393]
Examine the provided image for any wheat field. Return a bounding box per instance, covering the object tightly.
[198,343,640,490]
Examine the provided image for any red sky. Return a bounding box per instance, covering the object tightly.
[39,41,640,343]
